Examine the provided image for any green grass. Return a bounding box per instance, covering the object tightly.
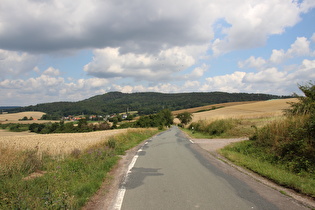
[219,141,315,198]
[184,116,285,139]
[181,128,215,139]
[0,129,160,209]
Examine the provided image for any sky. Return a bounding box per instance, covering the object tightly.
[1,0,315,106]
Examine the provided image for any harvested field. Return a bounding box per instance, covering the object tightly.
[0,129,37,137]
[0,111,47,124]
[191,98,297,122]
[172,101,259,115]
[0,129,130,156]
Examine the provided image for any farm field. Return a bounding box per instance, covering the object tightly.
[172,101,259,115]
[191,98,297,122]
[0,111,47,124]
[0,129,129,156]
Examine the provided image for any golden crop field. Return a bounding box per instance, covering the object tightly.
[0,111,46,124]
[172,101,258,115]
[191,98,298,122]
[0,129,129,156]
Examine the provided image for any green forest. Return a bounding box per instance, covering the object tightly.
[8,91,288,117]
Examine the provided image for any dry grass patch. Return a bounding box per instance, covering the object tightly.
[0,129,129,156]
[191,98,297,122]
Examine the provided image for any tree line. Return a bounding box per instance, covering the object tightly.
[7,91,289,118]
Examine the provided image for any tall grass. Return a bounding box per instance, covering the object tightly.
[188,118,262,138]
[254,115,315,173]
[220,140,315,198]
[220,114,315,198]
[0,128,159,209]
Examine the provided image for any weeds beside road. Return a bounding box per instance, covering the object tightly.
[0,128,159,209]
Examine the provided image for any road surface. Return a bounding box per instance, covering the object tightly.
[113,126,309,210]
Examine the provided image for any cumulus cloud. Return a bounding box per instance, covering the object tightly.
[84,46,197,82]
[0,73,111,105]
[211,0,309,55]
[0,0,214,54]
[1,0,315,105]
[0,49,38,78]
[203,71,247,92]
[42,67,61,76]
[238,56,266,69]
[1,0,313,55]
[239,36,314,66]
[270,36,312,63]
[201,59,315,95]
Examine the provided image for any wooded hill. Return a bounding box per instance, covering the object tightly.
[8,91,289,117]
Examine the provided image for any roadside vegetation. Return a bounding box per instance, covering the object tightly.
[219,82,315,198]
[0,128,159,209]
[185,117,272,139]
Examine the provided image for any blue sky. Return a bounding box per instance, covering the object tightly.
[0,0,315,106]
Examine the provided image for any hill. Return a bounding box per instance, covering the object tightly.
[7,91,289,117]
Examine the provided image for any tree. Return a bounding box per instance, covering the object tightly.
[176,112,193,125]
[21,116,28,121]
[285,81,315,116]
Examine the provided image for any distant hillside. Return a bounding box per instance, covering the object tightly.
[9,91,289,117]
[1,106,21,111]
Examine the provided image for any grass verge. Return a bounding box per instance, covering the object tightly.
[219,140,315,198]
[0,128,159,209]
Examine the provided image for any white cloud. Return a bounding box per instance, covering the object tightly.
[1,58,315,106]
[0,74,111,105]
[0,0,214,54]
[238,56,266,69]
[184,80,201,90]
[243,67,287,84]
[270,49,286,64]
[270,37,312,63]
[200,58,315,95]
[1,0,313,56]
[241,36,314,65]
[84,46,197,81]
[43,67,61,76]
[0,49,38,78]
[203,71,247,92]
[287,37,311,56]
[211,0,305,55]
[184,64,208,79]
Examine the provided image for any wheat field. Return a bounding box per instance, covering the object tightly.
[0,111,46,124]
[191,98,298,122]
[0,129,129,156]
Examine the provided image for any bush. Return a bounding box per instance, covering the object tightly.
[106,138,116,149]
[189,119,238,137]
[250,82,315,173]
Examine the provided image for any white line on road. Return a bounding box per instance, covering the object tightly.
[113,140,149,210]
[189,139,194,144]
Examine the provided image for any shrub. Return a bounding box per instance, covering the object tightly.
[189,119,238,137]
[106,138,116,149]
[251,82,315,173]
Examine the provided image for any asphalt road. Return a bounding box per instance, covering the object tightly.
[116,126,309,210]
